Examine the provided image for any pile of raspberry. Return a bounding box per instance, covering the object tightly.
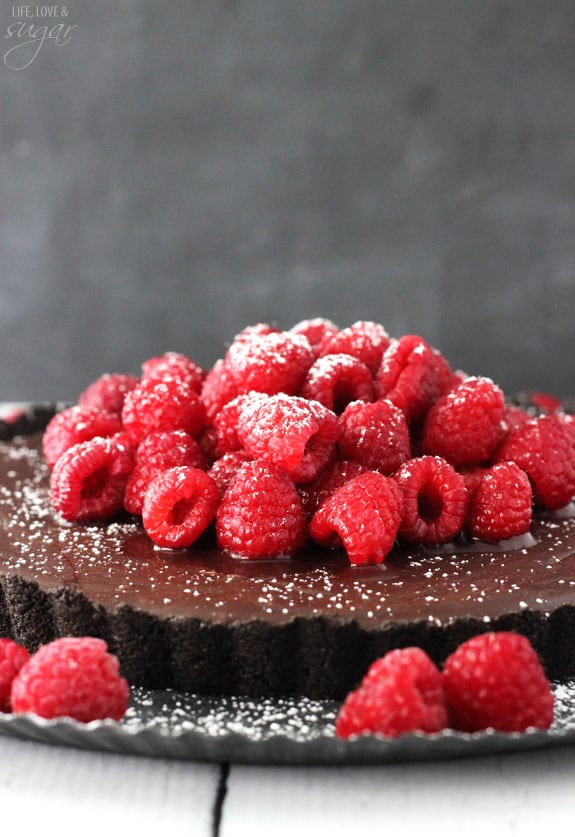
[335,632,555,739]
[44,318,575,564]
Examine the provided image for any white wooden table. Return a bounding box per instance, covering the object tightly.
[0,735,573,836]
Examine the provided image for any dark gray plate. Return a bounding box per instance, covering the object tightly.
[0,681,574,764]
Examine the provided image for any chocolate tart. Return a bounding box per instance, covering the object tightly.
[1,407,575,700]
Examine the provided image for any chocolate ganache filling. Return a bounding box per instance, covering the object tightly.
[1,430,575,697]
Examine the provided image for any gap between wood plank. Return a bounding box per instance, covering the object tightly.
[212,762,230,837]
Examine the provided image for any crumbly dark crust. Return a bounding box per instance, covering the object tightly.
[2,571,574,699]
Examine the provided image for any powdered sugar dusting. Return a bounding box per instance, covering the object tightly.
[123,687,338,741]
[119,679,575,743]
[1,435,575,627]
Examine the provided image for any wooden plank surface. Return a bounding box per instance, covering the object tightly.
[221,747,575,836]
[0,736,219,836]
[1,735,575,835]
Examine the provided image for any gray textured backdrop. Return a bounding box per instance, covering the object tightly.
[1,0,574,401]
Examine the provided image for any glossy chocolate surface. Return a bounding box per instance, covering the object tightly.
[1,434,575,628]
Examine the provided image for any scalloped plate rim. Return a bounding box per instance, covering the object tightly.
[1,699,575,765]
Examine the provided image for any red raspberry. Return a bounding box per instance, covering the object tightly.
[0,639,30,712]
[459,466,487,498]
[375,335,440,421]
[335,648,447,739]
[337,398,411,474]
[124,430,206,515]
[208,450,253,497]
[394,456,468,545]
[420,376,507,467]
[432,348,456,396]
[494,414,575,509]
[42,405,123,468]
[226,331,314,396]
[289,317,339,354]
[465,461,532,542]
[10,637,130,722]
[298,459,370,517]
[50,436,134,522]
[560,412,575,445]
[317,320,390,374]
[530,392,563,413]
[142,466,220,549]
[200,359,239,422]
[309,471,403,565]
[442,632,554,733]
[196,425,220,464]
[213,393,266,455]
[216,460,307,559]
[504,404,531,433]
[141,352,205,394]
[300,354,374,414]
[78,373,140,417]
[122,377,206,443]
[231,322,280,343]
[237,394,338,483]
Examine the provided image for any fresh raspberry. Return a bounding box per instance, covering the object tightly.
[50,436,134,522]
[504,404,531,433]
[208,450,253,497]
[298,459,370,517]
[122,377,206,443]
[309,471,403,565]
[560,411,575,445]
[432,348,457,396]
[361,647,439,692]
[231,322,280,343]
[0,639,30,713]
[237,394,338,483]
[459,466,487,499]
[216,460,307,559]
[200,359,239,422]
[196,425,220,464]
[530,392,563,413]
[112,431,137,454]
[317,321,390,374]
[494,414,575,509]
[289,317,339,354]
[420,376,507,467]
[300,354,374,413]
[375,335,440,421]
[213,393,266,455]
[42,405,123,468]
[226,331,314,396]
[465,461,532,542]
[394,456,468,545]
[10,637,130,722]
[141,352,205,394]
[442,632,554,733]
[142,466,220,549]
[337,398,411,474]
[335,648,447,739]
[78,373,140,418]
[124,430,206,515]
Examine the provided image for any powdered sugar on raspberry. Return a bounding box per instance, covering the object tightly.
[1,434,575,630]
